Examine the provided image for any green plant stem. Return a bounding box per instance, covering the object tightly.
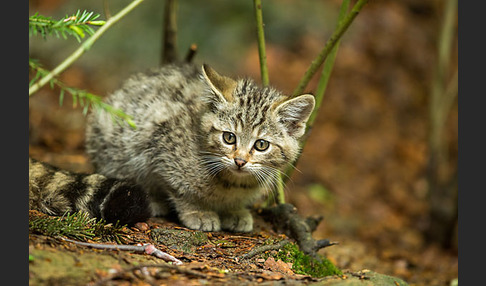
[253,0,269,87]
[306,0,350,129]
[425,0,457,247]
[292,0,368,97]
[161,0,178,64]
[428,0,457,173]
[29,0,145,96]
[254,0,276,203]
[284,0,360,184]
[103,0,112,19]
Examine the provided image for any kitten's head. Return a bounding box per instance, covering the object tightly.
[199,64,315,189]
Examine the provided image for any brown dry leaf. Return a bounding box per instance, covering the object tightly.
[263,256,294,276]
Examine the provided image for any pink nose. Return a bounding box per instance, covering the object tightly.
[234,158,247,168]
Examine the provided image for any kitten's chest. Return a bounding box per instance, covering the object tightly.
[204,178,263,210]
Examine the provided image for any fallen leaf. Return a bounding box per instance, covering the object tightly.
[263,257,294,275]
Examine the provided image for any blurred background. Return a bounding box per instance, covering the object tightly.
[29,0,458,285]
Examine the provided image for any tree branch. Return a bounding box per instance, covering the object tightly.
[29,0,146,96]
[259,204,337,259]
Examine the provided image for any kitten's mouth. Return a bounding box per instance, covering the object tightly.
[228,167,250,177]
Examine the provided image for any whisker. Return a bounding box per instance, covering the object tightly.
[253,165,280,195]
[286,161,303,175]
[199,153,228,180]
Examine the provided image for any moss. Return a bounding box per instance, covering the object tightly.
[266,242,342,278]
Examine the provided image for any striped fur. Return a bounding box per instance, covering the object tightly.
[84,64,315,232]
[29,158,151,225]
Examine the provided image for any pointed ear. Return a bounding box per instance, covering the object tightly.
[201,64,237,102]
[274,94,315,138]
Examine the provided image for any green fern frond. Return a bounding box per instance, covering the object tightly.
[29,59,136,129]
[29,10,105,42]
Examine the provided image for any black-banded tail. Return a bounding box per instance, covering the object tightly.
[29,158,152,226]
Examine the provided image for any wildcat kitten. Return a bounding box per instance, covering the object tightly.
[85,63,315,232]
[29,157,151,225]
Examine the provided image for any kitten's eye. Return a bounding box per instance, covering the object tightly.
[254,139,270,151]
[222,132,236,145]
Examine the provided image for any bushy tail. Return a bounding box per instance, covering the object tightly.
[29,158,151,225]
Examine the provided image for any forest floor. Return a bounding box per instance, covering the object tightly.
[29,206,410,286]
[29,139,457,286]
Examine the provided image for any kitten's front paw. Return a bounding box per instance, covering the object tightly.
[179,210,221,232]
[221,209,253,233]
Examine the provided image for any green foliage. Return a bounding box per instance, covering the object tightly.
[29,59,136,128]
[29,211,128,244]
[264,241,342,278]
[29,9,136,129]
[29,10,105,42]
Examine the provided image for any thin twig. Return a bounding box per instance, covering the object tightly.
[240,239,290,260]
[60,237,183,265]
[292,0,368,97]
[315,239,338,250]
[306,0,350,129]
[253,0,269,87]
[29,0,146,96]
[161,0,178,65]
[284,0,352,183]
[184,43,198,63]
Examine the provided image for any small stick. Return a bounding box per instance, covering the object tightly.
[315,239,338,250]
[240,239,289,260]
[60,237,183,265]
[184,43,198,63]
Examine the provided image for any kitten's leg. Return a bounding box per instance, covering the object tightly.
[179,208,221,232]
[220,208,253,233]
[172,199,221,231]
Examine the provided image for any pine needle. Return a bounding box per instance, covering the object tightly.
[28,59,136,129]
[29,211,128,243]
[29,10,105,42]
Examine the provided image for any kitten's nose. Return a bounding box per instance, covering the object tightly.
[234,158,247,168]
